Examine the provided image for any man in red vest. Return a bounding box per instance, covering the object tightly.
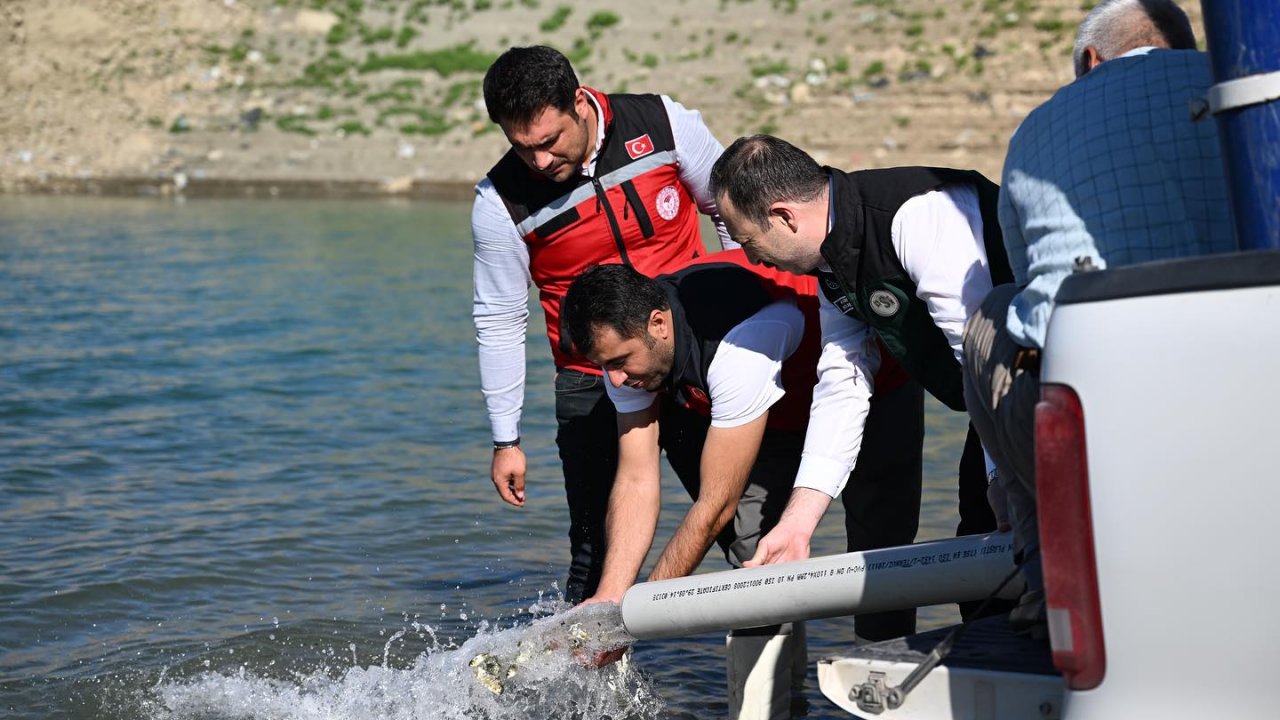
[472,46,731,605]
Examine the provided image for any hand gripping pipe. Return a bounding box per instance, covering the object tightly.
[621,532,1020,640]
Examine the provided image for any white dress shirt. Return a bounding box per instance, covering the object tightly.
[794,184,994,498]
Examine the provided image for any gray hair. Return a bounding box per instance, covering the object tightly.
[1072,0,1196,77]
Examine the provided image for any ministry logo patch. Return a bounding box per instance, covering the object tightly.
[869,289,901,317]
[655,186,680,220]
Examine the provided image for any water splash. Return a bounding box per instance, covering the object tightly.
[139,602,663,720]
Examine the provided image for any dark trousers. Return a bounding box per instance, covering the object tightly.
[838,381,1010,640]
[839,380,924,641]
[554,368,619,604]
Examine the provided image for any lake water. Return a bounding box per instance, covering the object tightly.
[0,195,974,719]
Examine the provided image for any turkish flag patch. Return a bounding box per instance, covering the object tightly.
[624,134,654,159]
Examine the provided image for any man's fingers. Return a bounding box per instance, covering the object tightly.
[743,538,778,568]
[492,474,525,507]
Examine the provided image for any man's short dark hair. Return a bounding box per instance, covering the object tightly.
[483,45,580,128]
[709,134,827,229]
[562,264,670,357]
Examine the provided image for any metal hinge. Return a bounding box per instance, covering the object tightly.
[851,671,893,714]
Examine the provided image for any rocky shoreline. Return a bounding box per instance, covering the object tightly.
[2,1,1209,200]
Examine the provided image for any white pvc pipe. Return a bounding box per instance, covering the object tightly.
[621,532,1020,640]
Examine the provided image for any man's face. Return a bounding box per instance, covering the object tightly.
[587,319,675,393]
[500,90,594,183]
[718,194,822,275]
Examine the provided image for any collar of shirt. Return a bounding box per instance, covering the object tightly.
[817,174,835,273]
[1119,46,1157,59]
[580,91,607,178]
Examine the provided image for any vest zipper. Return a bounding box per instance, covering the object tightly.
[590,176,633,266]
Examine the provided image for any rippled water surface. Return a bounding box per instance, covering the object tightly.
[1,196,973,719]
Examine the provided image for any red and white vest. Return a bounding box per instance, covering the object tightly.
[487,89,705,374]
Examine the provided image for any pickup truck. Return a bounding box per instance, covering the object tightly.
[816,251,1280,719]
[815,0,1280,712]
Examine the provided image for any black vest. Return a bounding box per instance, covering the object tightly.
[816,167,1012,410]
[661,264,775,410]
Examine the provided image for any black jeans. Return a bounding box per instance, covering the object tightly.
[554,368,619,604]
[839,379,924,641]
[835,380,1008,640]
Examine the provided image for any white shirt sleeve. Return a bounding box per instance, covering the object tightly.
[792,293,881,497]
[890,184,993,365]
[472,178,533,443]
[662,95,735,250]
[704,300,804,427]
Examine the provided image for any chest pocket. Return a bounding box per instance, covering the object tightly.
[619,180,655,238]
[532,206,582,241]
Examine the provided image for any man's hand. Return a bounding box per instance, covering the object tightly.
[490,446,526,506]
[743,487,832,567]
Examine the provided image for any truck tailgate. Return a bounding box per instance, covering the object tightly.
[818,616,1063,719]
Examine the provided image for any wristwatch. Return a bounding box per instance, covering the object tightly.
[493,437,520,450]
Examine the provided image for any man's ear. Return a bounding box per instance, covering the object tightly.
[572,86,590,119]
[648,308,670,340]
[770,202,800,233]
[1082,45,1105,75]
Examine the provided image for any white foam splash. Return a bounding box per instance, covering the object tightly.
[141,603,663,720]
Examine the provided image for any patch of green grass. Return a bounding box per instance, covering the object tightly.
[1034,17,1068,33]
[358,43,496,75]
[566,37,592,64]
[300,51,357,86]
[326,21,354,45]
[392,77,423,90]
[368,89,415,103]
[407,0,431,23]
[338,120,371,136]
[277,116,316,135]
[586,11,619,32]
[361,25,395,44]
[401,115,453,135]
[904,22,924,36]
[749,59,790,77]
[442,80,477,106]
[641,53,658,69]
[396,26,419,48]
[832,56,850,73]
[725,31,739,43]
[147,116,164,128]
[862,60,886,78]
[540,6,572,32]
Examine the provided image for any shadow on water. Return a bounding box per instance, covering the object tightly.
[0,196,975,720]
